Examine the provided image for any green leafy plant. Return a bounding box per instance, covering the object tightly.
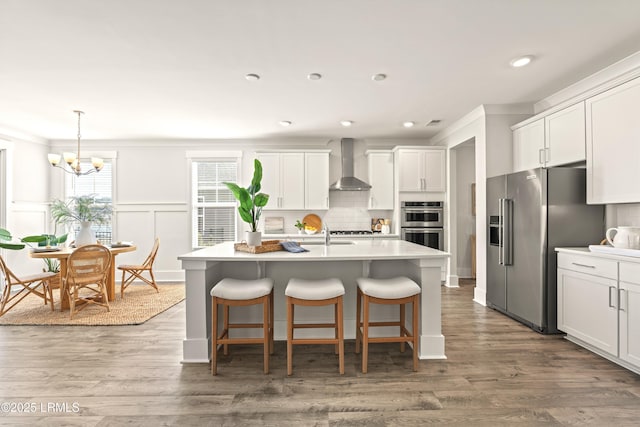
[50,194,112,225]
[295,220,306,230]
[0,229,68,272]
[223,159,270,232]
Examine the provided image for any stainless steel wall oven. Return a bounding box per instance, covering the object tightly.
[400,201,444,250]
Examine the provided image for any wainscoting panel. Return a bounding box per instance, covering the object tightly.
[114,204,189,282]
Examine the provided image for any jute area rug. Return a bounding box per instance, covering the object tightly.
[0,283,185,326]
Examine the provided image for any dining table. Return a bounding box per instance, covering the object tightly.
[29,244,137,310]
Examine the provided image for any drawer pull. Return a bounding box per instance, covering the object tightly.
[571,262,596,269]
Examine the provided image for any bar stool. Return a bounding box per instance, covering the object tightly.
[355,276,421,373]
[285,278,345,375]
[210,278,274,375]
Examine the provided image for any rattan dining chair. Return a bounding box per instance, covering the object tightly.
[118,238,159,298]
[65,244,111,319]
[0,255,58,317]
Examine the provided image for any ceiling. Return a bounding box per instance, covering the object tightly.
[2,0,640,141]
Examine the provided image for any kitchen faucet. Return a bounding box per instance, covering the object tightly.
[323,224,330,246]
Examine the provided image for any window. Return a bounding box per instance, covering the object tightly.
[65,159,113,244]
[192,159,238,247]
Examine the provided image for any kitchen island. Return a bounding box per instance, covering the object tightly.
[178,239,449,363]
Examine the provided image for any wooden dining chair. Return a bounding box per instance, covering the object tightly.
[0,254,58,316]
[118,238,159,298]
[65,244,111,319]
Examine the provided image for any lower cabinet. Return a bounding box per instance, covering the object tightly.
[557,251,640,374]
[557,267,618,356]
[619,262,640,367]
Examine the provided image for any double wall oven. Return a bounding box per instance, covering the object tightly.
[400,201,444,250]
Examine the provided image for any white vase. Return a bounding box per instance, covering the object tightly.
[75,221,96,247]
[246,231,262,247]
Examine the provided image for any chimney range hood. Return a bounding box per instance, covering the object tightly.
[329,138,371,191]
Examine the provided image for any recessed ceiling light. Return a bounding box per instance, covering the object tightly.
[279,120,292,127]
[307,73,322,80]
[245,73,260,81]
[372,73,387,81]
[403,121,415,128]
[340,120,353,127]
[509,55,533,68]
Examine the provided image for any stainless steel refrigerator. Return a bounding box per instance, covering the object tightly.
[486,168,604,333]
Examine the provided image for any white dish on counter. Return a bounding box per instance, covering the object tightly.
[588,244,640,258]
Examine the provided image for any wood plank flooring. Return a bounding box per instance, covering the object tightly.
[1,281,639,426]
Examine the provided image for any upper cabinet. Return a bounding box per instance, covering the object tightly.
[304,152,330,210]
[257,151,330,210]
[513,118,545,171]
[366,150,394,210]
[512,102,586,172]
[586,76,640,204]
[396,148,446,192]
[545,102,586,167]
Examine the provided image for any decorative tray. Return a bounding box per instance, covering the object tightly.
[31,247,62,253]
[234,240,285,254]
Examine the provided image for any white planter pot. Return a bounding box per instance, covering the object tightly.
[246,231,262,247]
[75,221,96,247]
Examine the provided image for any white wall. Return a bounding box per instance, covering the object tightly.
[454,143,475,278]
[0,132,52,276]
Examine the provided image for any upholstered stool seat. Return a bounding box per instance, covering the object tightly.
[355,276,421,373]
[210,278,274,375]
[285,278,345,375]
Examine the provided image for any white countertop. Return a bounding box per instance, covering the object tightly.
[556,247,640,263]
[179,239,449,262]
[263,233,401,240]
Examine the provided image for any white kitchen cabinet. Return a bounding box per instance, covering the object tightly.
[513,118,545,172]
[544,102,586,167]
[304,152,329,209]
[586,76,640,204]
[557,265,618,356]
[396,148,445,192]
[257,152,305,209]
[257,151,329,210]
[619,262,640,367]
[512,102,586,172]
[366,150,394,209]
[557,249,640,374]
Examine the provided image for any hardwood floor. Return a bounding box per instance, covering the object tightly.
[1,281,639,426]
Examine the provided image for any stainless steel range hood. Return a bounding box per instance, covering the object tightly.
[329,138,371,191]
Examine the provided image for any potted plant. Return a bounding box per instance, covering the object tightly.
[295,220,306,234]
[223,159,270,246]
[50,194,112,247]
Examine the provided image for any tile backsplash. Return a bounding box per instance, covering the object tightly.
[322,206,372,231]
[608,203,640,228]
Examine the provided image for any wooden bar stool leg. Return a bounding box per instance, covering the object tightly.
[287,296,293,376]
[223,304,230,356]
[338,296,345,375]
[269,289,275,355]
[400,302,406,353]
[211,296,218,375]
[413,294,419,372]
[334,301,339,354]
[362,294,370,374]
[263,295,269,374]
[355,287,362,354]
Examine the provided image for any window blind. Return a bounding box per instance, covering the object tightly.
[192,159,238,247]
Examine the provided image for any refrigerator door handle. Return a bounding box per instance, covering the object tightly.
[498,198,504,265]
[503,198,513,266]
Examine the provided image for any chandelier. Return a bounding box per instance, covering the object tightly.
[48,110,104,176]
